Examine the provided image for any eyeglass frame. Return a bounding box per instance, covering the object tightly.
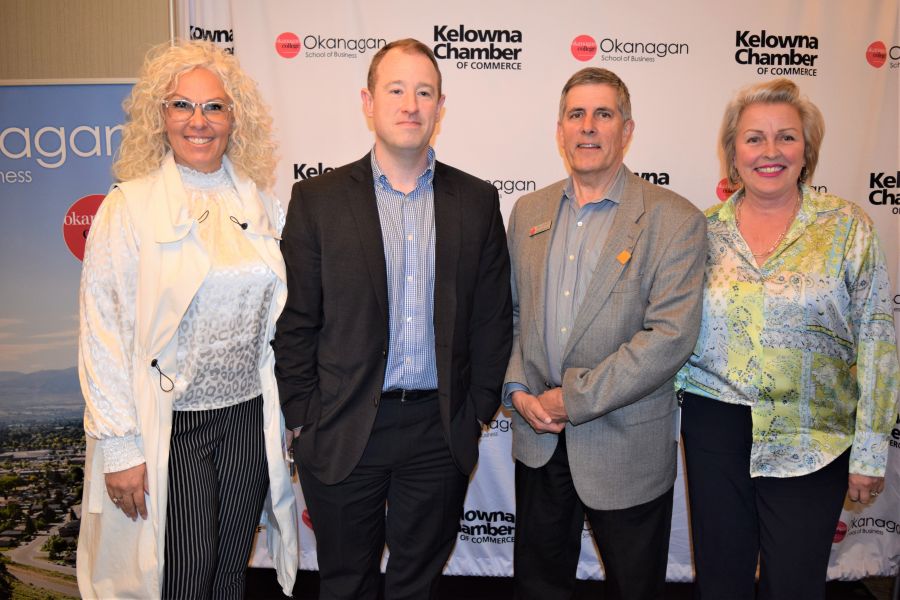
[161,98,235,123]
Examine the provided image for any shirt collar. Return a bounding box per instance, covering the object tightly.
[370,146,436,193]
[561,164,626,208]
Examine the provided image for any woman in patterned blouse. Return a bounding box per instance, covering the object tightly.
[677,78,898,600]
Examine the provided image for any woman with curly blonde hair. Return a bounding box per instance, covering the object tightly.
[76,40,297,599]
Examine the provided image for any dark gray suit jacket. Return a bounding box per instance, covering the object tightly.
[275,153,512,485]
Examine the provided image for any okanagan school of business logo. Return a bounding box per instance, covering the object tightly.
[62,194,104,262]
[833,520,848,543]
[484,178,536,198]
[571,35,598,62]
[734,29,819,77]
[716,178,739,202]
[0,123,123,178]
[573,32,688,64]
[866,40,900,69]
[275,32,386,59]
[432,25,524,72]
[480,416,511,438]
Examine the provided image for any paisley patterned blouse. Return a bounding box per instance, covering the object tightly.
[676,185,899,478]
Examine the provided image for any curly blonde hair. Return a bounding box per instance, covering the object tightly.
[113,41,278,190]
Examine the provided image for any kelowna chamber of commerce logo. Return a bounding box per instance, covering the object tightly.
[458,508,515,544]
[62,194,104,261]
[868,171,900,213]
[570,32,689,64]
[866,40,900,69]
[432,25,524,71]
[636,172,670,186]
[189,25,233,53]
[734,29,820,77]
[275,31,386,60]
[293,161,335,181]
[891,413,900,448]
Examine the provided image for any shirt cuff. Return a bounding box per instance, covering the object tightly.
[502,382,531,409]
[849,430,889,477]
[98,435,145,474]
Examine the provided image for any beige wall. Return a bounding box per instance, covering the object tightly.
[0,0,171,81]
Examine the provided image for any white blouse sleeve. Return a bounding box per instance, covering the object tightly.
[77,188,145,473]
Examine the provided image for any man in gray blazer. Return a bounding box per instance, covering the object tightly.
[504,68,706,600]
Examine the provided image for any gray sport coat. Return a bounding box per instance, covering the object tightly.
[504,167,707,510]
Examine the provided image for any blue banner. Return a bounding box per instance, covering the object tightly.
[0,83,130,418]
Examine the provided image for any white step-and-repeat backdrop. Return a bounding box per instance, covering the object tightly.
[179,0,900,581]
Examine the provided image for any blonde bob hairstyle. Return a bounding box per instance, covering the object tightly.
[113,41,278,190]
[720,78,824,188]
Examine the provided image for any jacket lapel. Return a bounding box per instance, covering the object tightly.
[433,162,460,341]
[564,170,644,356]
[347,154,389,324]
[142,154,211,357]
[529,182,565,358]
[224,157,286,284]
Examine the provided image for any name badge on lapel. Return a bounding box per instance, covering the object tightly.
[529,221,552,237]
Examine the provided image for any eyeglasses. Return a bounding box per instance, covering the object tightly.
[162,99,234,123]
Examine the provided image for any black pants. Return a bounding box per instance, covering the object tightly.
[163,396,270,600]
[681,392,850,600]
[514,434,673,600]
[299,391,469,600]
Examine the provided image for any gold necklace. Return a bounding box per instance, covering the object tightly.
[735,193,801,259]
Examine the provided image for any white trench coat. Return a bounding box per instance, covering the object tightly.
[76,154,298,598]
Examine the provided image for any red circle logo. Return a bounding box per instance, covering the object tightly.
[833,520,847,543]
[866,41,887,68]
[301,508,314,530]
[716,178,739,202]
[276,32,301,58]
[62,194,104,262]
[571,35,598,62]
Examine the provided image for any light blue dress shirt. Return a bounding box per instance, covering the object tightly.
[503,165,625,405]
[372,149,439,392]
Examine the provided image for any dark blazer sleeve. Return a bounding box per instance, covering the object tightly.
[468,186,513,424]
[273,181,321,430]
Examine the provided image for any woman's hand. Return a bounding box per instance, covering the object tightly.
[848,473,884,505]
[105,463,149,520]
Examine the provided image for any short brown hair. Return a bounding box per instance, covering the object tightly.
[559,68,631,122]
[366,38,442,96]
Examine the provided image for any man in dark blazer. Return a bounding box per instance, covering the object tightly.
[273,38,512,600]
[504,68,706,599]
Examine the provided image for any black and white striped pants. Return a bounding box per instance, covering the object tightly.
[162,395,269,600]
